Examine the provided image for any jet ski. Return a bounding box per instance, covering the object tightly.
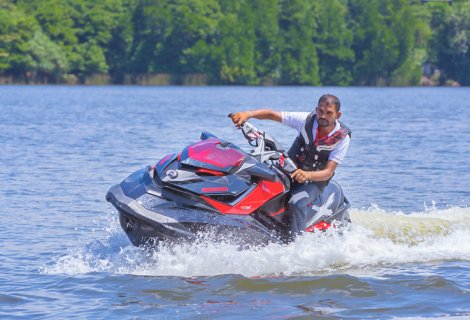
[106,119,351,247]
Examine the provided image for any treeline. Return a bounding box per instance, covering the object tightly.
[0,0,469,86]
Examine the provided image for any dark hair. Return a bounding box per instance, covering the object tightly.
[318,94,341,111]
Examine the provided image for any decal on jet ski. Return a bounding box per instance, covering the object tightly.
[305,192,335,227]
[158,153,175,166]
[181,138,246,171]
[202,187,229,193]
[202,179,285,215]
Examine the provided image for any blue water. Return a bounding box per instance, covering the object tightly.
[1,86,470,319]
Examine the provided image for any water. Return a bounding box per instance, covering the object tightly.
[1,86,469,319]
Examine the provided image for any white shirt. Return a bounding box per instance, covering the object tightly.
[281,112,350,164]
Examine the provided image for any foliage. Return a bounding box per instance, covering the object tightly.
[27,30,69,81]
[315,0,354,85]
[276,0,320,85]
[428,1,470,85]
[0,1,38,76]
[0,0,466,85]
[347,0,417,85]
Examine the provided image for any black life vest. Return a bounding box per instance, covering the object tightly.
[287,112,351,181]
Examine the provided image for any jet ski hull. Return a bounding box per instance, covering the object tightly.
[106,174,285,247]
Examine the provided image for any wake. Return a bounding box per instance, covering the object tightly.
[42,205,470,277]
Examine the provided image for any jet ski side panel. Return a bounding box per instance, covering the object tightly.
[106,170,284,246]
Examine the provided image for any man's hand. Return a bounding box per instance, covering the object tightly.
[291,161,338,183]
[230,111,251,127]
[291,169,309,183]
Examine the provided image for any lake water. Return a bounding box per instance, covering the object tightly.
[1,86,469,319]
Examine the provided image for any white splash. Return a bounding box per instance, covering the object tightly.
[42,205,470,277]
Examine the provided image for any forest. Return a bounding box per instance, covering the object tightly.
[0,0,469,86]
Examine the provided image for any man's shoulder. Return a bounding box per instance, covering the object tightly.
[282,111,310,121]
[338,120,351,136]
[281,112,310,130]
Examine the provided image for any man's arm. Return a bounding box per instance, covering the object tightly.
[230,109,282,127]
[291,160,338,183]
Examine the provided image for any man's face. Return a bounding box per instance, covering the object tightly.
[316,103,341,128]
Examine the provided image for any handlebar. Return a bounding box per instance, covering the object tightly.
[228,113,298,175]
[228,113,262,146]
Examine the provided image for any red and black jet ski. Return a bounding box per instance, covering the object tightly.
[106,120,351,247]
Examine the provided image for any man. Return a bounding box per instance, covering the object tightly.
[230,94,351,240]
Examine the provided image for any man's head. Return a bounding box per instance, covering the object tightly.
[316,94,342,128]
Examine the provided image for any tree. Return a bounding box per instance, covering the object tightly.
[251,0,282,84]
[213,0,258,84]
[27,29,69,82]
[315,0,354,85]
[106,0,136,83]
[0,0,467,86]
[429,1,470,85]
[0,1,37,79]
[347,0,422,85]
[18,0,127,82]
[278,0,320,85]
[126,0,222,80]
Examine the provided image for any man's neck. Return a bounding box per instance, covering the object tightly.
[318,125,335,137]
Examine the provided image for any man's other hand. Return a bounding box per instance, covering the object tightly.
[291,169,309,183]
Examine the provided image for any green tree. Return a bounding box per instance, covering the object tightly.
[390,3,431,86]
[126,0,167,74]
[27,29,69,82]
[1,0,468,86]
[19,0,126,82]
[0,1,37,78]
[387,0,424,85]
[106,0,136,83]
[162,0,221,75]
[19,0,80,69]
[127,0,221,80]
[348,0,394,85]
[315,0,354,85]
[347,0,421,85]
[278,0,320,85]
[251,0,281,84]
[429,2,470,85]
[213,0,258,84]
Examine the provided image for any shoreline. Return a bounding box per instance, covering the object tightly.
[0,74,461,87]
